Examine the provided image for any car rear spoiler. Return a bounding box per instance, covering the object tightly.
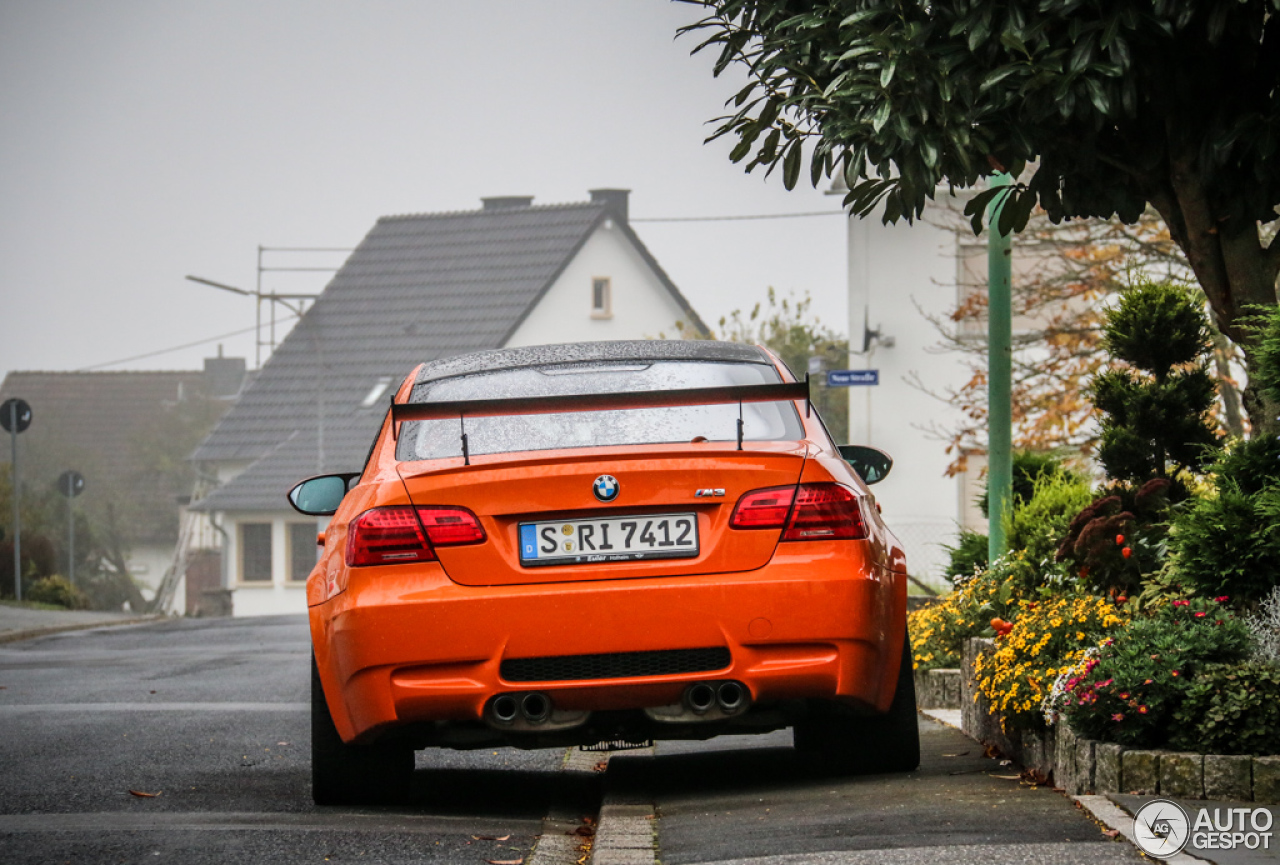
[391,377,811,462]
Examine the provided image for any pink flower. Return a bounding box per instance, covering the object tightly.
[1194,611,1207,618]
[1171,670,1180,677]
[1172,600,1190,607]
[1098,678,1114,688]
[1138,705,1148,714]
[1215,595,1230,603]
[1143,678,1153,685]
[1118,692,1130,699]
[1112,713,1124,721]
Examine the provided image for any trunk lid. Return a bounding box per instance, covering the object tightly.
[396,442,808,586]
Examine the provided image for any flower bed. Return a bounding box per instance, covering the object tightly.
[960,637,1280,804]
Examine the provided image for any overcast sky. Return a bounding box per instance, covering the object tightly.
[0,0,849,384]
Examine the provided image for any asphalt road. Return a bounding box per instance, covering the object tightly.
[0,615,1146,864]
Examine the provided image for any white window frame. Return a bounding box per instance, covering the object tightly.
[591,277,612,319]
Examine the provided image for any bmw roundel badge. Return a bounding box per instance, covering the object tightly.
[593,474,619,502]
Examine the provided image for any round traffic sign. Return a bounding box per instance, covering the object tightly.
[58,470,86,498]
[0,398,31,434]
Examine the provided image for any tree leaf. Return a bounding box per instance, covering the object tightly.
[881,57,897,88]
[1000,32,1029,56]
[871,101,891,133]
[783,140,803,190]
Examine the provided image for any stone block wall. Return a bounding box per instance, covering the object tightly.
[915,668,961,709]
[959,637,1278,803]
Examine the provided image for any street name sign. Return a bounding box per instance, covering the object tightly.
[826,370,879,387]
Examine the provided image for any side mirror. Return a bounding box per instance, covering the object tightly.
[287,473,361,516]
[838,445,893,485]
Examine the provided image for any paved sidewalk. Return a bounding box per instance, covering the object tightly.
[925,709,1278,864]
[0,603,160,643]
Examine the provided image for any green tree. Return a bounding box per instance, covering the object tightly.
[1092,281,1220,487]
[1056,281,1220,594]
[682,0,1280,428]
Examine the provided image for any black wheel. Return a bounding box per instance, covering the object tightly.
[311,655,413,805]
[793,635,921,774]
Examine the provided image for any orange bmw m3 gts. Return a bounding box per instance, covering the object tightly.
[289,340,918,805]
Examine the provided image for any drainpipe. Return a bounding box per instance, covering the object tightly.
[209,512,230,592]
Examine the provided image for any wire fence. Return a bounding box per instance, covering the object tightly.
[890,519,959,595]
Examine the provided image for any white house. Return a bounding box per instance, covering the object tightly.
[188,189,709,617]
[842,201,987,590]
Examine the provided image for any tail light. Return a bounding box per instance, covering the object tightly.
[729,486,796,528]
[346,505,485,567]
[730,483,866,541]
[782,483,866,540]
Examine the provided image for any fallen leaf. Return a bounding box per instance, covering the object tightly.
[990,774,1022,780]
[942,752,969,757]
[471,835,511,841]
[572,825,595,837]
[277,742,289,746]
[1102,829,1120,838]
[486,859,523,865]
[128,790,160,797]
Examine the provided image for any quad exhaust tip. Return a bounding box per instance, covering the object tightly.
[681,680,748,716]
[684,682,718,715]
[489,691,553,726]
[717,681,746,713]
[491,694,520,724]
[521,692,550,724]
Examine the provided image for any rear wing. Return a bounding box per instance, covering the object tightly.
[391,377,812,462]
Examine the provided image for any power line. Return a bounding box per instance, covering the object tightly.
[77,314,300,371]
[631,210,845,223]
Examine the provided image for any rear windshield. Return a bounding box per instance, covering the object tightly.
[396,360,804,461]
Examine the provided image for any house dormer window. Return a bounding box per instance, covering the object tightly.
[592,277,612,319]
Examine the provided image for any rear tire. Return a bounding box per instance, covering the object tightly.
[793,636,920,774]
[311,655,413,805]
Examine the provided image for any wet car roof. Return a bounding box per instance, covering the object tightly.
[413,340,772,385]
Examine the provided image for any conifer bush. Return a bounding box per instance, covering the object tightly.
[1059,282,1220,594]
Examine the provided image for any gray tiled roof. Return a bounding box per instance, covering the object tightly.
[191,196,707,513]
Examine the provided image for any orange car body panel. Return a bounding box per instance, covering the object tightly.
[308,355,908,745]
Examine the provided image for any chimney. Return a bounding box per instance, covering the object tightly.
[203,347,247,398]
[589,188,630,223]
[481,196,534,211]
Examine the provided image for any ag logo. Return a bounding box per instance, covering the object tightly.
[593,475,619,502]
[1133,799,1190,857]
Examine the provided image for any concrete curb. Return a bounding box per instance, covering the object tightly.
[1074,794,1209,864]
[0,615,162,645]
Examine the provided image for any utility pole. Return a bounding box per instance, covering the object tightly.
[58,470,85,587]
[987,176,1013,561]
[2,398,32,601]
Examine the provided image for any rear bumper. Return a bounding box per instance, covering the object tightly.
[310,543,906,743]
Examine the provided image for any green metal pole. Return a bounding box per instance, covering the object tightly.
[987,175,1013,561]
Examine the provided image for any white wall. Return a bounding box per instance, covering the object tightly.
[124,542,173,602]
[846,209,969,587]
[504,221,693,347]
[222,510,311,617]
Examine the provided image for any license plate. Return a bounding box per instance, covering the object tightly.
[519,513,699,566]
